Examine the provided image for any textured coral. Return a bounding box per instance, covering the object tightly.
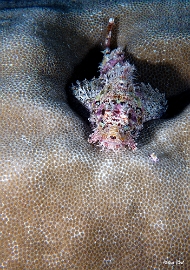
[1,0,190,269]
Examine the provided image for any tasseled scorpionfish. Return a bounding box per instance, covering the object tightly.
[72,18,167,151]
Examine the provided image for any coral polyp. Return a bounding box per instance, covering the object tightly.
[72,19,167,151]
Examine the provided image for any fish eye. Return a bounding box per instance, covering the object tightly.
[136,107,142,113]
[124,125,130,131]
[131,130,136,135]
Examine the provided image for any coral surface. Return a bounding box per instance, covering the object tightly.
[0,0,189,269]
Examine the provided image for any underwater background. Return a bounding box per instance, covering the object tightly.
[1,0,189,269]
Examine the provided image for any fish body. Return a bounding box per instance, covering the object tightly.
[72,47,167,151]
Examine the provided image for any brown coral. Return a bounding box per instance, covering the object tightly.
[0,1,190,269]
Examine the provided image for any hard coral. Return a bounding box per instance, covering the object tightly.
[1,1,189,269]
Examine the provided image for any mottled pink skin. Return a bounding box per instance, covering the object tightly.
[88,96,139,151]
[100,56,124,75]
[88,130,137,151]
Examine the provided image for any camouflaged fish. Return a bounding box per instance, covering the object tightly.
[72,18,167,151]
